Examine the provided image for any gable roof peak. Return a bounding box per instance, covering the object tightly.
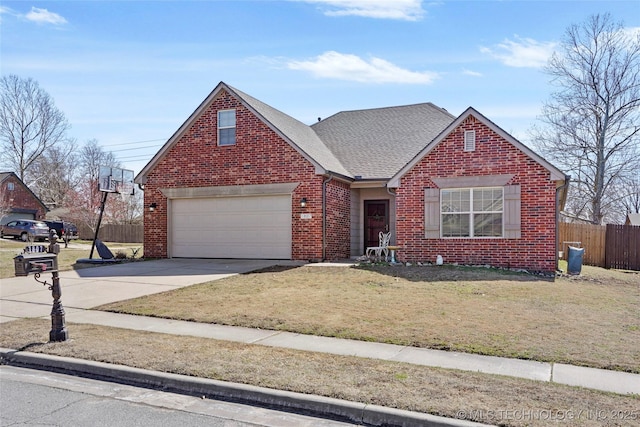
[388,106,567,187]
[0,171,49,211]
[135,82,351,184]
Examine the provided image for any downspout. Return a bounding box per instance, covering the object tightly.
[322,173,334,261]
[386,185,397,245]
[555,175,571,272]
[386,185,396,198]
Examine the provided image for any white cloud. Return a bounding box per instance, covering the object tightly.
[623,26,640,40]
[481,36,557,68]
[25,7,67,25]
[462,69,482,77]
[300,0,425,21]
[287,51,439,84]
[0,5,18,21]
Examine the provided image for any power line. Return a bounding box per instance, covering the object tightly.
[106,138,166,147]
[117,154,155,161]
[109,144,163,153]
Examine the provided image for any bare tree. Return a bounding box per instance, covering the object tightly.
[79,139,119,184]
[533,14,640,224]
[30,140,81,208]
[104,190,143,225]
[66,139,121,231]
[620,176,640,217]
[0,75,70,182]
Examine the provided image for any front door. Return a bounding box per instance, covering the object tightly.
[364,200,389,249]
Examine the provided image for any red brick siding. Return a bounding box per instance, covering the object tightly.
[293,178,324,261]
[396,116,557,273]
[143,89,332,260]
[324,179,351,259]
[0,176,46,220]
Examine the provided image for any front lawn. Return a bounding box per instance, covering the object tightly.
[97,263,640,373]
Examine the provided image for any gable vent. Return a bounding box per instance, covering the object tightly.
[464,130,476,152]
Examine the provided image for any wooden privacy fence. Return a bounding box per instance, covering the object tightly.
[605,224,640,271]
[558,222,606,267]
[78,224,143,243]
[559,222,640,270]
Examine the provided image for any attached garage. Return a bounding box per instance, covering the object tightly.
[164,184,296,259]
[1,211,35,224]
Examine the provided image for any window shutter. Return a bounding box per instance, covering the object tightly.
[464,130,476,152]
[424,188,440,238]
[504,184,521,238]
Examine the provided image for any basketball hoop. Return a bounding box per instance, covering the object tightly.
[91,166,136,259]
[98,167,135,195]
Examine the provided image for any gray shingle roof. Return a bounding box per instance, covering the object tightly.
[311,103,455,179]
[227,85,352,178]
[136,82,456,183]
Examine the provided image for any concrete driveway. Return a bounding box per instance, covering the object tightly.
[0,259,298,323]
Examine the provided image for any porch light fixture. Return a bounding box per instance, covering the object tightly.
[149,203,157,212]
[300,198,307,208]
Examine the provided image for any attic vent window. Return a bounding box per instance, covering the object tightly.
[218,109,236,146]
[464,130,476,152]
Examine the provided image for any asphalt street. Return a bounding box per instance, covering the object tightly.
[0,365,358,427]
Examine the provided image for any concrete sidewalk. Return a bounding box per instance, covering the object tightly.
[2,258,639,396]
[60,309,640,395]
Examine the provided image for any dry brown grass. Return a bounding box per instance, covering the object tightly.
[1,319,638,427]
[97,264,640,373]
[0,238,143,278]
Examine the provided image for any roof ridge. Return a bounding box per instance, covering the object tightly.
[322,101,453,116]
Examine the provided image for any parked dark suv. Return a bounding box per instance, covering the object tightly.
[0,219,50,241]
[43,220,79,243]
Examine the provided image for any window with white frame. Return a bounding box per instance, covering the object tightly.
[441,187,503,237]
[218,109,236,146]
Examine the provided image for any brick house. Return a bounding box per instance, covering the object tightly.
[0,172,48,223]
[136,82,568,273]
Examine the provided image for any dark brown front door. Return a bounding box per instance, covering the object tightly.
[364,200,389,249]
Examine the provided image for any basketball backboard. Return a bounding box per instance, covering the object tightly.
[98,166,134,195]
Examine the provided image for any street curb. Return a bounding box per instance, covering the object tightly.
[1,348,488,427]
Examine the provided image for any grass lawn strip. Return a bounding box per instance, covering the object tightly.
[0,238,143,278]
[1,319,638,427]
[97,264,640,373]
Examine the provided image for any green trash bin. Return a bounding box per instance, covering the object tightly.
[567,246,584,275]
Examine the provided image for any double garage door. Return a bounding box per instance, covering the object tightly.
[171,195,292,259]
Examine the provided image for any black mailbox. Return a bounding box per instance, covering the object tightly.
[14,253,59,276]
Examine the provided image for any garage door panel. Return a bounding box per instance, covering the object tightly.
[171,196,291,259]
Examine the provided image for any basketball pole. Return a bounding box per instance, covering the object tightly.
[89,191,109,259]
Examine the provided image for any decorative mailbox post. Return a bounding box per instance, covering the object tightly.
[14,230,68,342]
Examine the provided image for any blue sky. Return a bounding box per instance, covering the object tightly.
[2,0,639,174]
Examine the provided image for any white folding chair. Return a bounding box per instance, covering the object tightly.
[366,231,392,261]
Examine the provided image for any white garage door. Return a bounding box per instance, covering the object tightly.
[171,195,292,259]
[1,212,35,224]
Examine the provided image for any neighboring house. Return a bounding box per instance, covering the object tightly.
[0,172,48,224]
[136,82,569,273]
[626,213,640,226]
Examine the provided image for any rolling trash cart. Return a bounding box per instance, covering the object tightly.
[567,246,585,275]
